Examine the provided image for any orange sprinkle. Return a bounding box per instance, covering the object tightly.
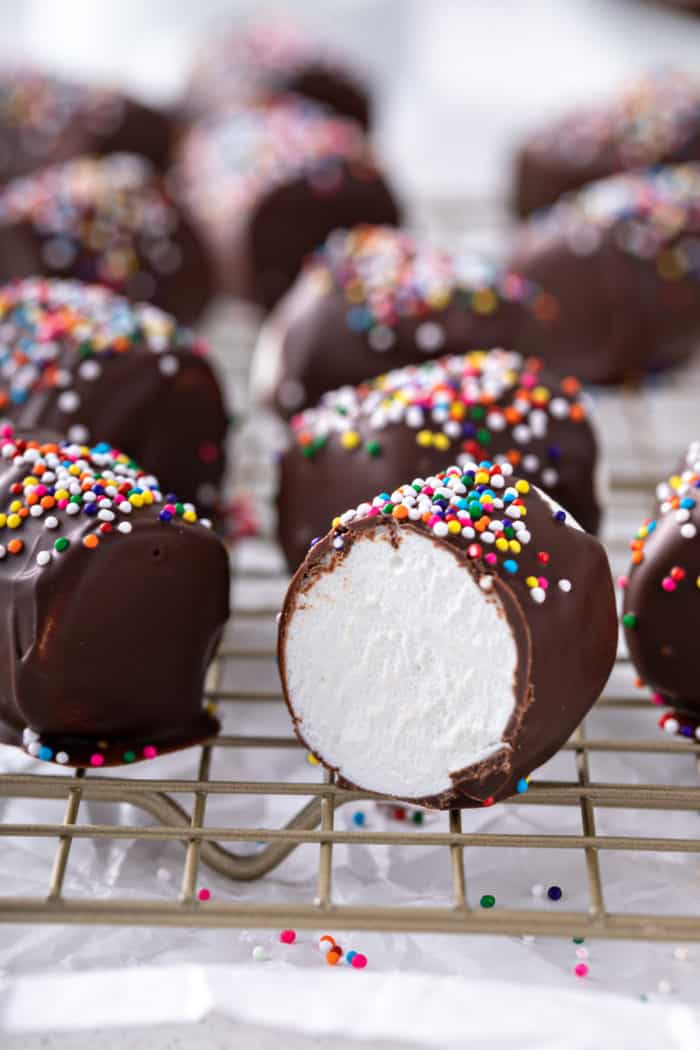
[83,535,99,550]
[569,404,585,422]
[7,539,23,554]
[40,496,55,510]
[392,505,408,520]
[561,376,581,395]
[18,507,29,519]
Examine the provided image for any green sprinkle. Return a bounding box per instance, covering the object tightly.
[366,440,381,457]
[480,894,496,909]
[470,406,486,421]
[573,937,585,944]
[53,537,69,553]
[381,503,394,515]
[476,428,492,445]
[622,612,637,629]
[123,750,136,763]
[175,502,185,516]
[412,811,424,825]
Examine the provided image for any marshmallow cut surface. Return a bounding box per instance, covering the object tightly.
[284,525,518,799]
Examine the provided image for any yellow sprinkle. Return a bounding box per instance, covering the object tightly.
[307,753,320,766]
[129,494,143,508]
[515,480,530,494]
[68,465,80,476]
[496,538,508,552]
[447,520,461,534]
[525,576,538,589]
[509,540,522,554]
[669,475,681,490]
[475,471,489,484]
[434,434,450,451]
[696,577,700,590]
[341,430,361,450]
[533,386,550,402]
[426,288,452,310]
[417,430,433,448]
[332,516,341,529]
[183,510,197,523]
[9,500,21,513]
[143,491,154,506]
[472,288,498,315]
[55,489,69,501]
[22,476,38,487]
[638,526,648,538]
[0,514,5,527]
[7,514,21,529]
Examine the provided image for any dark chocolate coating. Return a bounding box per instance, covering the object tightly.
[513,70,700,216]
[0,72,172,183]
[278,483,617,808]
[0,278,228,514]
[509,166,700,384]
[0,431,230,767]
[623,452,700,718]
[174,101,400,310]
[277,353,600,572]
[0,154,213,325]
[255,227,549,417]
[184,21,370,128]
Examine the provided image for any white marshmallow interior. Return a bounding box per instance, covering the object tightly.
[284,526,518,799]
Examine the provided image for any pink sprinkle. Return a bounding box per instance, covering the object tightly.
[617,575,628,589]
[1,424,13,438]
[351,953,367,969]
[574,963,589,978]
[423,487,434,496]
[57,499,68,509]
[521,372,536,389]
[484,552,497,565]
[197,888,211,901]
[143,745,158,759]
[538,577,549,589]
[367,507,379,517]
[279,929,296,944]
[428,515,440,527]
[652,692,665,706]
[90,753,104,767]
[35,485,47,497]
[114,494,124,504]
[662,577,676,592]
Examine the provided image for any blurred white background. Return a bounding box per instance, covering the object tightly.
[4,0,700,203]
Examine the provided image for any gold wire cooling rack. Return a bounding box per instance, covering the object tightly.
[0,536,698,941]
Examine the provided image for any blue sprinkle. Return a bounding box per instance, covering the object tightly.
[456,499,469,510]
[516,778,529,793]
[352,812,366,827]
[159,509,173,522]
[681,726,693,738]
[38,746,53,761]
[83,503,98,516]
[681,498,695,509]
[547,885,563,901]
[347,306,372,332]
[346,950,357,964]
[503,559,518,574]
[554,510,566,523]
[648,520,657,532]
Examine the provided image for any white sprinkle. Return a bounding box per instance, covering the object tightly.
[415,321,445,353]
[117,521,132,535]
[432,521,448,538]
[479,576,494,592]
[55,752,70,765]
[673,946,689,962]
[681,523,697,539]
[368,325,395,352]
[23,727,39,743]
[36,551,51,567]
[98,510,115,522]
[79,360,102,381]
[159,354,180,377]
[549,397,569,419]
[252,946,269,962]
[531,883,545,898]
[57,390,80,413]
[157,867,172,882]
[27,741,41,757]
[664,718,680,734]
[332,536,345,550]
[44,516,58,530]
[29,505,43,517]
[657,979,673,995]
[66,503,80,516]
[675,509,690,523]
[530,588,546,604]
[558,579,572,592]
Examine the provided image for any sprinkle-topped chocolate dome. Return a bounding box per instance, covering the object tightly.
[0,277,228,512]
[278,349,600,570]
